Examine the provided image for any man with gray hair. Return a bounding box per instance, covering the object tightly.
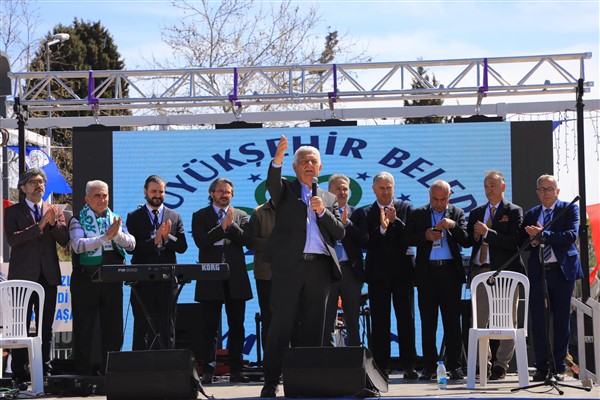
[4,168,69,382]
[467,170,525,380]
[361,171,418,379]
[323,173,368,347]
[522,174,583,382]
[69,180,135,375]
[260,136,344,398]
[404,180,470,381]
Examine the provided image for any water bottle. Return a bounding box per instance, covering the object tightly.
[437,361,447,390]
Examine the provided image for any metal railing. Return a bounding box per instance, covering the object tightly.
[571,296,600,385]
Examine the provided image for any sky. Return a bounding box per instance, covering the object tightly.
[4,0,600,203]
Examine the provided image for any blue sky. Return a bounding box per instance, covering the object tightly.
[10,0,600,203]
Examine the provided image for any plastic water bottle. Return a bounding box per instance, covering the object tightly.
[437,361,447,390]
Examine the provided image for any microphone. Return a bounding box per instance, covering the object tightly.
[312,177,318,197]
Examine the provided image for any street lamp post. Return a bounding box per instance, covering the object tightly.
[45,33,69,155]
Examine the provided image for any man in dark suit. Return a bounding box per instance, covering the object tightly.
[404,180,470,381]
[467,170,525,380]
[69,180,135,375]
[362,171,417,379]
[260,135,345,398]
[522,174,583,382]
[126,175,188,351]
[4,168,69,381]
[192,177,252,385]
[323,174,368,347]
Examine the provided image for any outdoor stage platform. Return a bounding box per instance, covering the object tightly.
[30,371,599,400]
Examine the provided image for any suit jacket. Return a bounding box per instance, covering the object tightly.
[341,205,369,282]
[248,200,276,281]
[363,199,414,283]
[403,204,470,286]
[467,198,525,275]
[264,164,345,279]
[522,200,583,283]
[5,201,69,285]
[126,205,188,264]
[191,205,252,301]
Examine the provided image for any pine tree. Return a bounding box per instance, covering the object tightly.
[27,19,130,195]
[404,64,448,124]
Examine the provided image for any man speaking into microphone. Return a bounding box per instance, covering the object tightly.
[259,135,345,398]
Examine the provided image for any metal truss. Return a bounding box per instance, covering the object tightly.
[2,52,596,128]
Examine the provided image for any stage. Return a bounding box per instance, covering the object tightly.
[27,371,599,400]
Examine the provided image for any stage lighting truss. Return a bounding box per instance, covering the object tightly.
[1,52,595,128]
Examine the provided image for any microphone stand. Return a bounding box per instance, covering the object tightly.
[509,196,590,395]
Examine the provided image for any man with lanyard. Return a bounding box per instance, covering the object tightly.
[323,174,368,347]
[126,175,188,351]
[69,180,135,375]
[404,180,470,381]
[4,168,69,382]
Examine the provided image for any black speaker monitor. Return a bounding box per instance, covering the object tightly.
[282,346,388,398]
[106,349,197,400]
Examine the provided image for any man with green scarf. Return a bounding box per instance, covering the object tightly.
[69,180,136,375]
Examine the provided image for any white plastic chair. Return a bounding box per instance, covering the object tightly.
[0,280,45,394]
[466,271,530,389]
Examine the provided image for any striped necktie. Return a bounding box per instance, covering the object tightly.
[543,209,552,261]
[218,208,226,223]
[152,209,160,230]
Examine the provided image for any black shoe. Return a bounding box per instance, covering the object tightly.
[419,370,436,381]
[449,368,465,380]
[260,382,278,398]
[201,373,214,384]
[489,366,506,380]
[532,370,548,382]
[229,372,250,383]
[403,369,419,380]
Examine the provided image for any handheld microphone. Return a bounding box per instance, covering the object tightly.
[311,177,318,197]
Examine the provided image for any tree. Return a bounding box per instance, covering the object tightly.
[404,63,449,124]
[156,0,369,115]
[0,0,41,72]
[26,19,130,194]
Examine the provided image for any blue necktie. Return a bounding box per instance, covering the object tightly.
[335,241,344,261]
[33,204,41,222]
[218,208,226,222]
[152,209,159,230]
[543,209,552,261]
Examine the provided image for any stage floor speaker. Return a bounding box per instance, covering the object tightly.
[282,346,388,398]
[106,349,197,400]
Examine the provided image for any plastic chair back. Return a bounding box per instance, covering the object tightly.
[470,271,529,331]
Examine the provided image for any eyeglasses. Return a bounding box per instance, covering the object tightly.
[27,180,45,187]
[536,186,556,193]
[214,189,232,196]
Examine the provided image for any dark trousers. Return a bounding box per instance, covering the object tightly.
[262,258,332,384]
[131,281,177,350]
[417,265,463,372]
[256,279,272,351]
[368,277,416,372]
[71,267,123,375]
[530,267,575,373]
[323,262,363,346]
[199,298,247,373]
[11,274,57,378]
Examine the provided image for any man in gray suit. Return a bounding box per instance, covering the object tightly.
[260,135,345,398]
[4,168,69,381]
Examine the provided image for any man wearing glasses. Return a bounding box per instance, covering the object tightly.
[4,168,69,383]
[523,174,583,382]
